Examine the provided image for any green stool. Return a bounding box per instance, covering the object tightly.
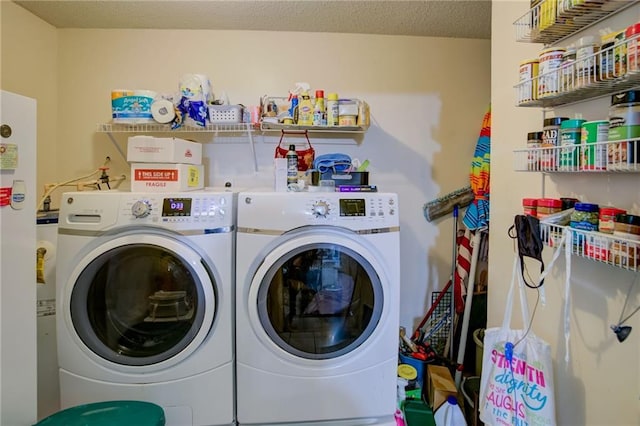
[34,400,165,426]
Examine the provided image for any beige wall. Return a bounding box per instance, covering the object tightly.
[3,0,493,422]
[1,1,58,204]
[492,1,640,424]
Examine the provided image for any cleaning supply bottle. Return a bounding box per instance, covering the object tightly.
[286,144,298,187]
[298,91,314,126]
[327,93,339,126]
[433,396,466,426]
[288,95,299,124]
[313,90,326,126]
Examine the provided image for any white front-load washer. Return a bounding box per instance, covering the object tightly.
[56,190,235,426]
[235,191,400,426]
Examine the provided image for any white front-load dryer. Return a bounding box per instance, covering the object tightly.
[235,192,400,426]
[56,190,235,426]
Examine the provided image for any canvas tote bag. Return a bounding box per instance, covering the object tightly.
[478,242,565,426]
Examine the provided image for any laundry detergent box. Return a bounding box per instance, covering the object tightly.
[127,135,202,165]
[131,163,204,192]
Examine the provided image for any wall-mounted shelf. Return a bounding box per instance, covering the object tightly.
[259,122,368,133]
[514,0,638,45]
[540,222,640,272]
[96,122,258,171]
[513,139,640,172]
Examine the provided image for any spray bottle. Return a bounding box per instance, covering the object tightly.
[288,82,311,125]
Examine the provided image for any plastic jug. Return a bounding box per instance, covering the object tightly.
[433,395,466,426]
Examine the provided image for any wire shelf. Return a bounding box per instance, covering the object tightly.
[513,138,640,172]
[540,223,640,271]
[515,34,640,107]
[514,0,637,45]
[97,122,255,133]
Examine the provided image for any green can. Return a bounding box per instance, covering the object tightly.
[559,118,586,170]
[581,120,608,170]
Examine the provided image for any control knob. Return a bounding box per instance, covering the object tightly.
[131,200,151,218]
[312,201,330,218]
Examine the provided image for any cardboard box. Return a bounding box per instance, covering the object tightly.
[426,365,457,412]
[130,163,204,192]
[127,135,202,165]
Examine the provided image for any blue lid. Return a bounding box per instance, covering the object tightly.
[34,400,165,426]
[574,202,599,212]
[447,395,458,405]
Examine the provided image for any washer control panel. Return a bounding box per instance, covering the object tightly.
[120,191,234,227]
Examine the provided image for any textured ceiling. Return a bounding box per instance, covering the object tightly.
[14,0,492,39]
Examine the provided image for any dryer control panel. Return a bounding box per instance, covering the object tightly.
[238,192,398,232]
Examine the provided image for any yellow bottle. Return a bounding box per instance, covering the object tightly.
[297,91,314,126]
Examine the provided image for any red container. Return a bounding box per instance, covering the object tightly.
[537,198,562,218]
[522,198,538,217]
[599,207,626,234]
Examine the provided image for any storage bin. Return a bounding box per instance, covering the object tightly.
[319,171,368,185]
[35,400,165,426]
[208,104,244,123]
[402,399,436,426]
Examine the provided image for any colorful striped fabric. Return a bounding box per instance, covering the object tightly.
[463,106,491,231]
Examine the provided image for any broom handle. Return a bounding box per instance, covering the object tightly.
[449,205,459,360]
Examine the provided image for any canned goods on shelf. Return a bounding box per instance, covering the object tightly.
[608,90,640,171]
[519,58,539,103]
[599,207,626,234]
[538,47,566,98]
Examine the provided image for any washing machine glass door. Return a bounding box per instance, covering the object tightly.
[70,239,215,367]
[257,241,383,360]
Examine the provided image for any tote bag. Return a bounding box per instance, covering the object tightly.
[274,131,315,171]
[479,254,560,426]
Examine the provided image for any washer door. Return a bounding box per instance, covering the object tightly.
[67,233,216,369]
[250,227,385,360]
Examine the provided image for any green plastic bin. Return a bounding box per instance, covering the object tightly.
[34,400,165,426]
[402,399,436,426]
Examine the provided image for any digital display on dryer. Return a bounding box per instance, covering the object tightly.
[339,198,365,216]
[162,198,192,216]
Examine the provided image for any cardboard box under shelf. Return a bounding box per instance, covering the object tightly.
[426,364,457,412]
[319,171,369,185]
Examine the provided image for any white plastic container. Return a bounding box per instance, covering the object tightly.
[433,396,466,426]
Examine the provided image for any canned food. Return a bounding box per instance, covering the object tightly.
[519,59,539,103]
[608,90,640,171]
[559,119,586,170]
[538,48,566,98]
[581,120,608,170]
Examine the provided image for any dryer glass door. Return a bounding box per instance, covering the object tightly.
[258,242,383,360]
[70,243,212,366]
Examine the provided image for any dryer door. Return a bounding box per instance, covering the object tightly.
[250,227,387,360]
[66,234,216,368]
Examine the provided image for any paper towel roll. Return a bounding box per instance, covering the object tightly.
[151,99,176,124]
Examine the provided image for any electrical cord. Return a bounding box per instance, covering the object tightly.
[36,157,111,212]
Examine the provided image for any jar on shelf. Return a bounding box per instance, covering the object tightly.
[575,35,599,88]
[608,90,640,171]
[523,198,538,217]
[560,197,579,210]
[541,117,569,170]
[538,47,566,98]
[599,207,627,234]
[519,58,539,103]
[527,131,543,170]
[626,22,640,73]
[560,46,576,93]
[610,213,640,268]
[570,202,599,231]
